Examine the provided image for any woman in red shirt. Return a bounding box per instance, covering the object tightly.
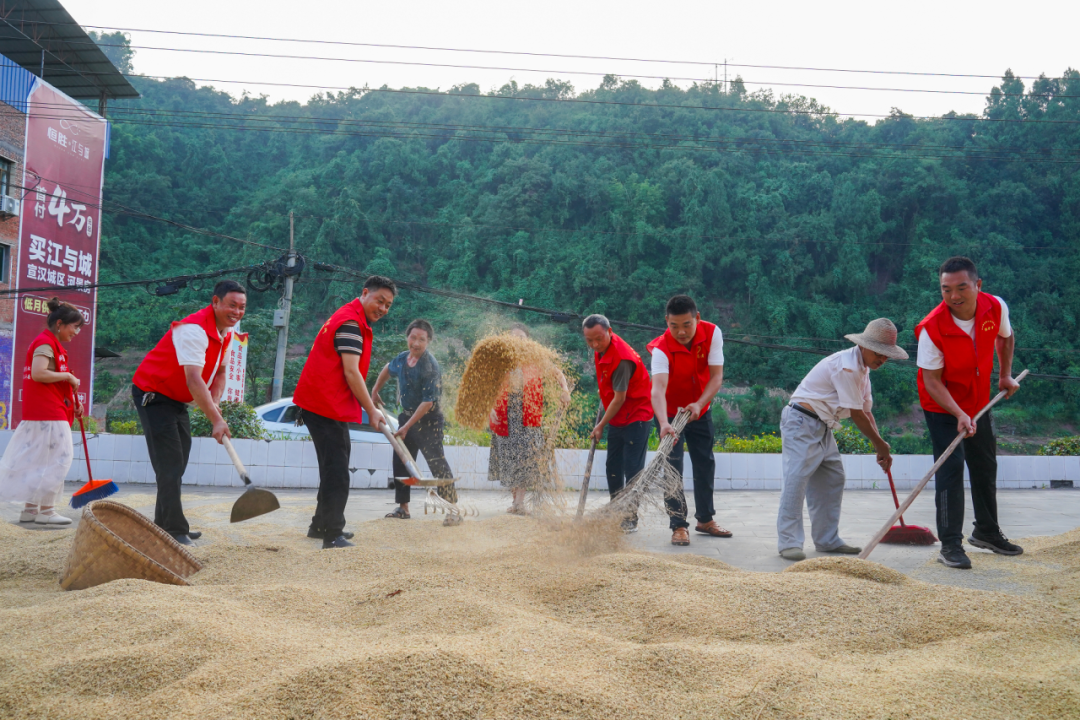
[0,298,84,525]
[487,326,570,514]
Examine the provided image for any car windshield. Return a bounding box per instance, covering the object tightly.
[280,405,302,424]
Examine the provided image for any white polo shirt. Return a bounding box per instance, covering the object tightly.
[172,323,229,388]
[789,345,873,429]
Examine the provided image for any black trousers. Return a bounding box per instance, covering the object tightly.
[605,419,650,497]
[132,385,192,536]
[392,410,456,504]
[304,408,353,538]
[660,413,717,529]
[925,410,1000,548]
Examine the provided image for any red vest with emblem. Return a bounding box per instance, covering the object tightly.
[293,299,373,423]
[133,305,231,403]
[490,375,544,437]
[915,293,1002,417]
[594,331,653,426]
[646,321,716,417]
[22,330,74,423]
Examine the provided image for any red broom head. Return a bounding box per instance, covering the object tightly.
[881,524,938,545]
[69,479,119,509]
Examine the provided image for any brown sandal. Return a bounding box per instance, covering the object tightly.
[695,521,733,537]
[671,528,690,546]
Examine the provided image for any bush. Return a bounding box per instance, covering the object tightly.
[1038,437,1080,456]
[833,423,874,454]
[716,434,782,453]
[71,416,100,433]
[190,402,265,439]
[111,420,139,435]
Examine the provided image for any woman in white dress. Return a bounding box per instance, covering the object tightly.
[0,298,84,525]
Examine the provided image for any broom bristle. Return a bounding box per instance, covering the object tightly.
[881,524,938,545]
[69,479,118,509]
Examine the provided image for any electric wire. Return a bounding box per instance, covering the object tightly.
[25,19,1068,83]
[73,39,1080,101]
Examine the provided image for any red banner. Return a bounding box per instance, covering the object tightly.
[11,80,106,427]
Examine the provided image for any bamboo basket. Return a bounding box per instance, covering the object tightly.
[60,500,203,591]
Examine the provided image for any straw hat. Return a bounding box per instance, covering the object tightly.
[844,318,909,360]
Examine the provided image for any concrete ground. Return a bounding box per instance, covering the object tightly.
[7,484,1078,595]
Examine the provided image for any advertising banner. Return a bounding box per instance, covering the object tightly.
[11,80,106,426]
[223,332,249,403]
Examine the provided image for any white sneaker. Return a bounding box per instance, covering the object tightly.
[34,512,72,526]
[19,510,38,523]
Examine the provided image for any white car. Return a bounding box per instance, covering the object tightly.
[254,397,399,443]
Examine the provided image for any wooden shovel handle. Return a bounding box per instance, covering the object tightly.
[222,436,252,486]
[859,369,1028,560]
[373,408,425,482]
[576,403,606,518]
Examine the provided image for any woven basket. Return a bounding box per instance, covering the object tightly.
[60,500,203,591]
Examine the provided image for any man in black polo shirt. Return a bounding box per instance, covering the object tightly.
[371,319,458,524]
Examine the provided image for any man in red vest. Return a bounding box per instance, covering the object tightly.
[583,314,653,533]
[293,276,396,548]
[132,280,247,545]
[916,256,1022,570]
[648,295,731,546]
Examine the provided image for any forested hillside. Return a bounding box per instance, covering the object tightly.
[89,34,1080,446]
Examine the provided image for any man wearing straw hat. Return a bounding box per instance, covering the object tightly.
[776,319,907,561]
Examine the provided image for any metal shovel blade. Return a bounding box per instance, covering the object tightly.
[230,486,281,523]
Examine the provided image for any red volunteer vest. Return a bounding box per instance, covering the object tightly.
[133,305,231,404]
[490,375,544,437]
[646,321,717,417]
[293,299,373,423]
[594,331,653,426]
[22,330,74,423]
[916,293,1002,417]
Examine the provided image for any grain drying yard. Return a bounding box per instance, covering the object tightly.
[1,489,1078,720]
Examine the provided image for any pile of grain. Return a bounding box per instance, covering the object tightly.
[1,510,1078,719]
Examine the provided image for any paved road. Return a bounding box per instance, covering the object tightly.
[7,484,1078,595]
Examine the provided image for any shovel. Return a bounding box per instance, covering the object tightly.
[225,436,281,523]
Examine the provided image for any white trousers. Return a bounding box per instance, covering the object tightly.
[0,420,74,507]
[776,406,847,552]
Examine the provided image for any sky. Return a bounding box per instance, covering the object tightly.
[64,0,1080,121]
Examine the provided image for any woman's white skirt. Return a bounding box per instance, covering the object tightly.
[0,420,74,507]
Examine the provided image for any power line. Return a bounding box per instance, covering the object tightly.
[54,20,1067,83]
[309,260,1078,382]
[11,177,288,252]
[76,40,1080,101]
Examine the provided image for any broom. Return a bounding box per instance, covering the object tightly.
[70,414,118,508]
[880,469,937,545]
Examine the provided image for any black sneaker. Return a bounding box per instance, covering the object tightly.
[621,518,638,534]
[969,531,1024,556]
[937,545,972,569]
[322,535,355,549]
[307,529,355,540]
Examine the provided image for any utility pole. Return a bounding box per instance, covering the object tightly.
[270,212,296,401]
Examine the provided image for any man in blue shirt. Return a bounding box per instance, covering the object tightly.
[371,319,457,523]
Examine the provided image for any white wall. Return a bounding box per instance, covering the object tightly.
[11,430,1076,491]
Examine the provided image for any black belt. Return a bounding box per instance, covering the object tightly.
[789,403,822,422]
